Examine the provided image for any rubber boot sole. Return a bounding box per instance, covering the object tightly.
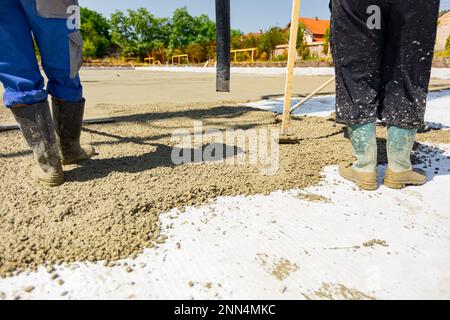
[354,181,378,191]
[384,177,427,189]
[384,180,409,189]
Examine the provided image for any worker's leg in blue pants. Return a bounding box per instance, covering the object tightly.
[0,0,64,185]
[0,0,83,106]
[0,0,47,107]
[20,0,95,167]
[25,0,94,166]
[0,0,94,186]
[20,0,83,102]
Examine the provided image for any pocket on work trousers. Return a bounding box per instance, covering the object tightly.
[35,0,79,19]
[68,31,83,78]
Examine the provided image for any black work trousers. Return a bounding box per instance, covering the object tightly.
[330,0,440,129]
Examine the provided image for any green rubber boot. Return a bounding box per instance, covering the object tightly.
[51,98,96,165]
[11,102,65,187]
[339,123,378,190]
[384,126,427,189]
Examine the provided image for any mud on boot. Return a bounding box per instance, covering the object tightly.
[51,98,96,165]
[11,102,64,187]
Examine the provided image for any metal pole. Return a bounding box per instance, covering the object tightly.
[216,0,231,92]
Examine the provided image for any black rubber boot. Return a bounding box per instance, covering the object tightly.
[11,102,65,187]
[51,98,96,165]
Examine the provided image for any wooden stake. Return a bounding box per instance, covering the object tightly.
[282,0,301,131]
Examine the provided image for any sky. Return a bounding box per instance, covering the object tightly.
[79,0,450,33]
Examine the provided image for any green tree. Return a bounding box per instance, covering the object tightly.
[323,28,331,55]
[230,29,244,49]
[168,7,197,49]
[243,33,262,49]
[187,43,208,63]
[168,8,223,62]
[258,27,287,59]
[80,7,111,58]
[296,23,310,60]
[110,8,170,60]
[193,14,216,43]
[191,14,217,62]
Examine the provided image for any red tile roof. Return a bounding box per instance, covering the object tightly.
[298,17,330,37]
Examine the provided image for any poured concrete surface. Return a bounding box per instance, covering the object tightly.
[0,71,449,299]
[2,69,450,126]
[0,70,337,126]
[0,151,449,300]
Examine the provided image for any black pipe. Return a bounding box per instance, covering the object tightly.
[215,0,231,92]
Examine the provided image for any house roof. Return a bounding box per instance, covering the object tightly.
[298,17,330,36]
[439,11,450,25]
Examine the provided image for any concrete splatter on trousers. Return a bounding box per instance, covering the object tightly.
[330,0,440,129]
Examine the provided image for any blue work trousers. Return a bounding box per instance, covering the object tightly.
[0,0,83,107]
